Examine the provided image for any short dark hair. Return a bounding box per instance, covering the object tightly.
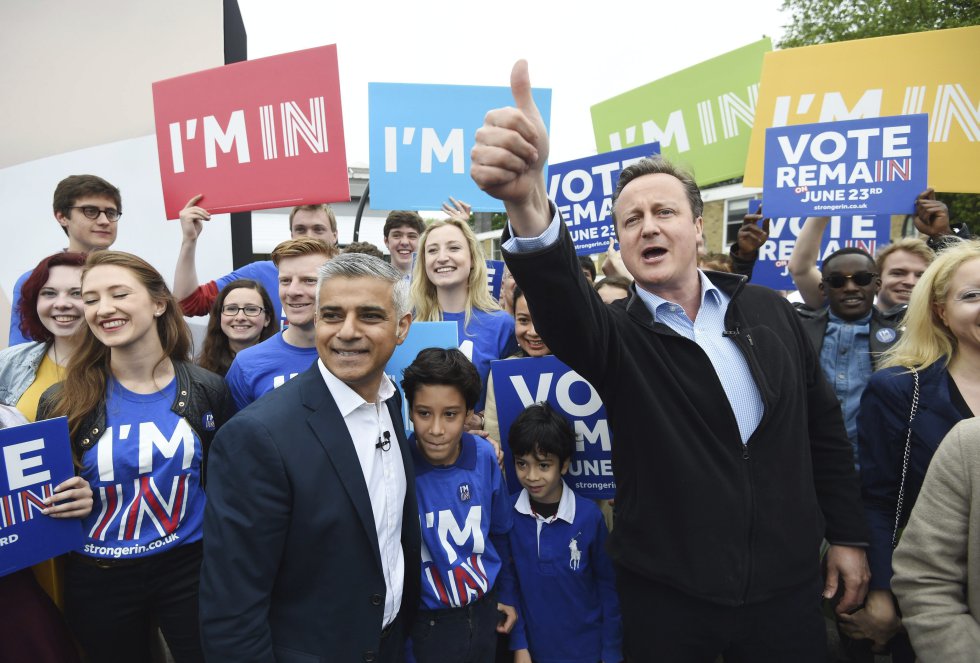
[578,255,597,281]
[289,204,337,234]
[507,402,575,464]
[612,157,703,224]
[343,241,384,260]
[52,175,121,237]
[401,348,482,411]
[512,284,525,307]
[18,251,88,343]
[821,247,876,275]
[383,211,425,237]
[594,275,632,293]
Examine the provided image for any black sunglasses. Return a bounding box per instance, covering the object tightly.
[822,272,878,288]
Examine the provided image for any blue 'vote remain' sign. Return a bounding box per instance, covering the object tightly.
[548,142,660,256]
[763,114,928,217]
[491,355,615,500]
[0,417,83,577]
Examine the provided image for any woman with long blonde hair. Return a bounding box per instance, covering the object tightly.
[39,251,233,663]
[842,240,980,661]
[410,217,517,426]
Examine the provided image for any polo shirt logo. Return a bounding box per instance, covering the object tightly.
[569,533,582,570]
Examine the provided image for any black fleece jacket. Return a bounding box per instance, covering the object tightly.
[503,220,869,606]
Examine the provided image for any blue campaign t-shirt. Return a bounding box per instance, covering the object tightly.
[442,309,517,412]
[8,269,31,346]
[224,331,318,410]
[215,260,283,327]
[412,432,515,611]
[78,378,205,559]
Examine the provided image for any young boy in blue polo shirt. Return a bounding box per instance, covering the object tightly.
[401,348,517,663]
[507,403,622,663]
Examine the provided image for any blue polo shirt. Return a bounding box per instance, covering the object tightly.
[508,481,622,663]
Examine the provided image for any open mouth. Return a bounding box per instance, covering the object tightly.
[101,319,126,330]
[434,266,456,273]
[52,315,80,323]
[642,247,668,260]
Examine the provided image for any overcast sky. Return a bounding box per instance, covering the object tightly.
[238,0,789,167]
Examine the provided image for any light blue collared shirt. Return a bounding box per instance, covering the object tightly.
[819,311,872,465]
[504,211,764,444]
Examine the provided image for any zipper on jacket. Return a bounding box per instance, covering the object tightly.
[740,459,756,604]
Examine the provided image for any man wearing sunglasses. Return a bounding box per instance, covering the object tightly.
[8,174,122,345]
[797,248,902,465]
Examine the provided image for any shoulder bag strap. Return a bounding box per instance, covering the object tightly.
[892,368,920,549]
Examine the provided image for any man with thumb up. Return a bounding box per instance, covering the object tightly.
[472,60,870,662]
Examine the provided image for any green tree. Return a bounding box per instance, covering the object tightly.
[779,0,980,231]
[779,0,980,48]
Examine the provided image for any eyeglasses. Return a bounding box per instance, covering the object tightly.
[221,305,265,317]
[70,206,121,222]
[822,272,878,288]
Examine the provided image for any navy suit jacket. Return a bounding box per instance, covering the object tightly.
[200,364,421,662]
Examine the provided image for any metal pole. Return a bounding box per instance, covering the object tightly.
[352,182,370,242]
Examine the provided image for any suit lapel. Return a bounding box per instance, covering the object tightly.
[300,366,383,571]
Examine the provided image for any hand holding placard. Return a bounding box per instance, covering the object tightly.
[913,188,951,237]
[42,476,93,519]
[179,194,211,242]
[735,206,771,258]
[471,60,550,234]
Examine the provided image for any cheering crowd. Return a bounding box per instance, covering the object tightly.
[1,60,978,663]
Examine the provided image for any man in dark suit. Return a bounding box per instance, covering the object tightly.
[200,253,419,663]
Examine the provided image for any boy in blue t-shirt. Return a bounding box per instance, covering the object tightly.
[401,348,517,663]
[507,403,622,663]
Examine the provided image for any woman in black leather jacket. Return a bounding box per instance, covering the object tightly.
[40,250,233,663]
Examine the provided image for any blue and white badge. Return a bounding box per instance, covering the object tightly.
[202,412,215,431]
[875,328,897,344]
[457,483,471,502]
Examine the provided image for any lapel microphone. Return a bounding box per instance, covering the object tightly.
[376,430,391,452]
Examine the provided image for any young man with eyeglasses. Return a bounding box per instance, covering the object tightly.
[8,175,122,345]
[797,248,903,466]
[224,238,334,411]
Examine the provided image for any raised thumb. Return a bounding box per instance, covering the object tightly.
[510,59,537,114]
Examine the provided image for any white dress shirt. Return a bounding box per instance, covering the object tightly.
[318,360,407,629]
